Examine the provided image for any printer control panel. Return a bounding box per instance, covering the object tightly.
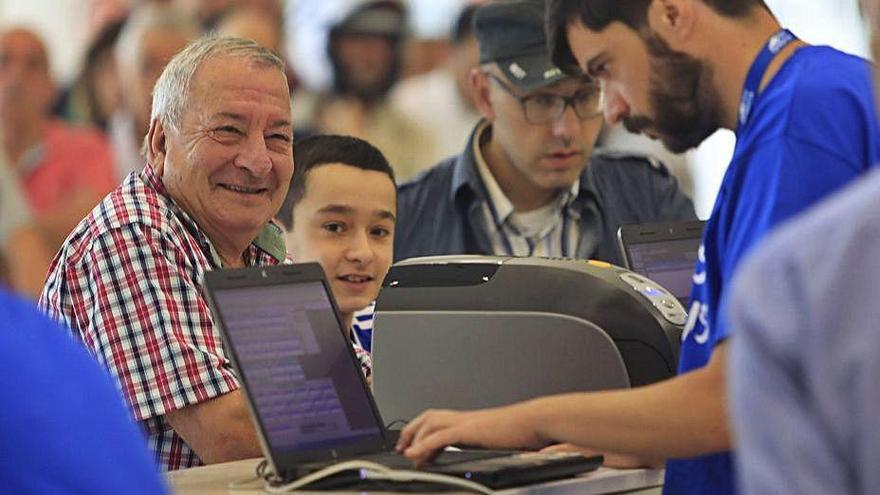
[619,273,687,326]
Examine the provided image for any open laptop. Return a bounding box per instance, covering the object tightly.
[203,263,602,489]
[617,220,705,307]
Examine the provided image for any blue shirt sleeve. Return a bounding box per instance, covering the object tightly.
[0,289,168,495]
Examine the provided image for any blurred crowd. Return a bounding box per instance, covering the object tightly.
[0,0,499,298]
[0,0,696,299]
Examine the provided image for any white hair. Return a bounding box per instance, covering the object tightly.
[148,36,287,142]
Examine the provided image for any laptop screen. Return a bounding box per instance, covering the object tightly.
[212,280,383,454]
[626,238,700,307]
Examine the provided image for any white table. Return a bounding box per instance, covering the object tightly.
[167,457,664,495]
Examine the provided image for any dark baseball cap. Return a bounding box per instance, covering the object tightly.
[475,0,566,92]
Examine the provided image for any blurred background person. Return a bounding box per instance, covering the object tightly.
[53,19,125,132]
[0,152,55,298]
[215,3,307,107]
[174,0,238,30]
[391,3,482,167]
[288,0,436,180]
[88,0,132,39]
[0,27,116,278]
[174,0,285,33]
[0,154,31,271]
[110,3,199,180]
[215,5,283,54]
[0,151,56,298]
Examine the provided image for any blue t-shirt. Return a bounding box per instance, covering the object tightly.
[664,45,880,495]
[0,287,168,494]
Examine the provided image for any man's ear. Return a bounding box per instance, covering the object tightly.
[145,118,167,175]
[647,0,696,46]
[470,68,497,122]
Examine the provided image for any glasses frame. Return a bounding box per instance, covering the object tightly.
[486,72,604,125]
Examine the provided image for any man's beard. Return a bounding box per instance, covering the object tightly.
[622,31,724,154]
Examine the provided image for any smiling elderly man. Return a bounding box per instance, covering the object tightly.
[39,37,293,471]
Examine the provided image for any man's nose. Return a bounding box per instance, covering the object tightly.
[551,103,581,139]
[603,85,630,126]
[345,231,374,264]
[234,133,272,176]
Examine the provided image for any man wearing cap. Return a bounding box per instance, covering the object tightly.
[395,0,696,264]
[397,2,880,495]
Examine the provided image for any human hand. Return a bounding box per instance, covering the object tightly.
[540,443,663,469]
[395,405,545,467]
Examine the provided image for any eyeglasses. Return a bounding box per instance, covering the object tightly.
[486,73,604,125]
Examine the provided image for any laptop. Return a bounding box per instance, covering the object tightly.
[203,263,602,489]
[617,220,705,307]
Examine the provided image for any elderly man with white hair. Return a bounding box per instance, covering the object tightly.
[40,37,293,471]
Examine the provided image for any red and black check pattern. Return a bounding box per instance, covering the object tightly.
[39,163,285,471]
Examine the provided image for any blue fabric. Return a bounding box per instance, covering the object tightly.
[667,46,880,495]
[0,287,168,494]
[729,167,880,495]
[351,302,375,353]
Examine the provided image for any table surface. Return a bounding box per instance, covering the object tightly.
[167,457,664,495]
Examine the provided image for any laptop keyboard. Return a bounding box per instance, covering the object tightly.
[358,449,511,469]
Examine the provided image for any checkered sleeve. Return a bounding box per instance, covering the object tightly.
[79,222,238,423]
[353,342,372,380]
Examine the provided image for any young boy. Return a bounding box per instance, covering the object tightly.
[277,134,397,377]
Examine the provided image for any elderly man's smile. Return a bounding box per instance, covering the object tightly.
[218,183,269,195]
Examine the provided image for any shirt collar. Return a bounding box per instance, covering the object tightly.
[449,123,485,203]
[140,162,287,266]
[472,122,515,222]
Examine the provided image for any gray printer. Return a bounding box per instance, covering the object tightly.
[371,255,687,423]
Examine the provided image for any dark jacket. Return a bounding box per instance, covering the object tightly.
[396,124,697,265]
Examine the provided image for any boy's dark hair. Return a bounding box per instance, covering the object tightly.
[277,134,396,230]
[547,0,769,73]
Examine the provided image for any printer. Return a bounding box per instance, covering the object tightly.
[371,255,687,423]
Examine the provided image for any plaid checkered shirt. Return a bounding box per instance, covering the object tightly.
[39,163,372,471]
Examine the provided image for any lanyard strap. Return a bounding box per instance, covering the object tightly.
[737,28,797,130]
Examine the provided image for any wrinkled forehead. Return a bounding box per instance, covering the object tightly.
[190,55,289,100]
